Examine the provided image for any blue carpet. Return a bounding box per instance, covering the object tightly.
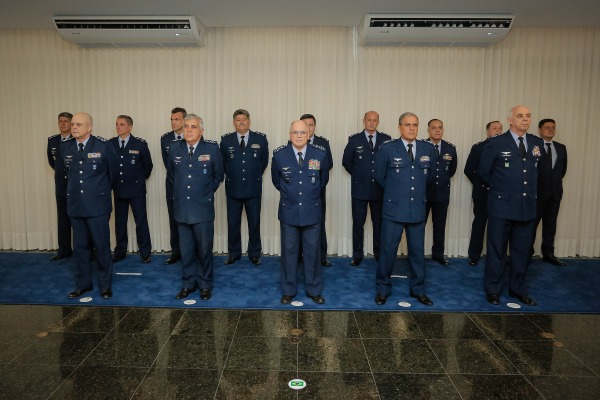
[0,252,598,313]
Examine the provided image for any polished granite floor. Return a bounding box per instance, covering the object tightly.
[0,305,598,399]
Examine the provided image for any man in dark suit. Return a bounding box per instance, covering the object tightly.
[342,111,391,266]
[271,120,330,305]
[464,121,504,266]
[424,119,457,266]
[374,112,437,306]
[160,107,187,265]
[220,109,269,266]
[300,113,334,266]
[478,105,544,306]
[57,112,118,299]
[167,113,224,301]
[533,118,568,266]
[110,115,153,264]
[47,112,73,261]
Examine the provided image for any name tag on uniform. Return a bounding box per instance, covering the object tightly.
[199,155,210,161]
[420,156,430,162]
[129,150,139,154]
[88,152,101,158]
[251,144,260,149]
[308,159,320,170]
[442,154,452,161]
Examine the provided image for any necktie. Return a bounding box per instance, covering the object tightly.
[434,144,439,156]
[78,143,84,155]
[407,143,414,163]
[368,135,374,150]
[546,143,553,168]
[298,151,304,168]
[177,135,181,140]
[189,146,194,159]
[240,135,246,150]
[518,137,526,157]
[120,140,125,152]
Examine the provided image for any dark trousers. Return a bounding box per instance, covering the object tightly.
[55,194,72,256]
[533,198,562,256]
[280,222,322,297]
[425,201,449,258]
[376,218,426,296]
[70,214,113,291]
[226,196,262,258]
[114,196,152,258]
[468,200,488,260]
[485,216,536,296]
[178,221,214,290]
[165,180,180,257]
[351,198,382,259]
[319,189,328,260]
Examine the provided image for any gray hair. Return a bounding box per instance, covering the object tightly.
[184,113,204,129]
[398,112,418,125]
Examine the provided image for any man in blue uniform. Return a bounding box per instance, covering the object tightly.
[300,114,334,266]
[57,112,118,299]
[271,120,330,304]
[47,112,73,261]
[374,112,437,306]
[161,107,187,265]
[220,109,269,265]
[478,105,543,306]
[424,119,457,266]
[342,111,391,266]
[464,121,503,266]
[167,113,224,301]
[110,115,153,264]
[532,118,568,266]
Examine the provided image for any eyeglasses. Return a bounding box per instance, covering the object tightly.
[290,131,308,136]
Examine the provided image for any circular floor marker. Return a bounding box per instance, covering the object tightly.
[183,299,197,305]
[506,302,521,309]
[288,379,306,390]
[398,301,412,308]
[291,301,304,307]
[79,297,93,303]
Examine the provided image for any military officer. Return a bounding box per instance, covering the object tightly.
[478,105,544,306]
[374,112,437,306]
[110,115,153,264]
[160,107,187,265]
[342,111,391,266]
[47,112,73,261]
[300,113,334,266]
[57,112,118,299]
[464,121,503,266]
[424,119,457,266]
[167,113,224,301]
[271,120,330,304]
[220,109,269,266]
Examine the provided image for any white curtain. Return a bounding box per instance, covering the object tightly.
[0,27,598,257]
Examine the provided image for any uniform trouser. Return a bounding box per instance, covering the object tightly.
[485,216,536,296]
[351,198,382,259]
[55,194,72,256]
[320,189,328,260]
[280,222,322,297]
[226,196,262,258]
[425,200,449,258]
[70,214,113,291]
[468,200,488,260]
[178,221,214,290]
[376,218,426,296]
[114,195,152,258]
[533,198,561,256]
[166,180,180,257]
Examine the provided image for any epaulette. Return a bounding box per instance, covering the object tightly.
[221,132,235,139]
[161,131,172,138]
[94,136,107,142]
[254,131,266,137]
[48,134,59,140]
[311,143,326,152]
[273,144,287,154]
[348,132,360,138]
[61,136,74,142]
[474,139,488,145]
[136,136,147,143]
[317,136,329,142]
[444,140,456,148]
[420,139,435,147]
[381,139,395,146]
[111,136,119,140]
[489,133,503,140]
[527,133,543,139]
[205,139,218,145]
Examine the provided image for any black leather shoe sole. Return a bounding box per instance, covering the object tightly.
[410,292,433,306]
[543,256,566,267]
[164,255,181,265]
[487,294,500,305]
[375,294,388,305]
[321,259,332,267]
[175,287,196,299]
[307,294,325,304]
[250,257,261,265]
[68,287,93,299]
[468,258,478,266]
[432,257,450,266]
[350,258,363,266]
[281,295,293,304]
[224,257,241,265]
[101,290,112,299]
[509,291,537,306]
[200,289,212,300]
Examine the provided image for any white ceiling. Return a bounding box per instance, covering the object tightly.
[0,0,598,30]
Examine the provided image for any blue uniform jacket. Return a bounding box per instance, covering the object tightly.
[58,136,117,218]
[464,138,489,202]
[478,131,544,221]
[219,130,269,198]
[47,134,70,196]
[425,138,457,203]
[374,139,436,223]
[110,135,153,199]
[167,138,224,224]
[342,131,391,200]
[271,143,330,226]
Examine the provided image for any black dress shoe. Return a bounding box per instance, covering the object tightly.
[112,254,126,263]
[50,253,71,261]
[164,255,181,265]
[509,291,537,306]
[543,255,566,267]
[250,257,261,265]
[375,294,388,305]
[487,294,500,305]
[200,289,212,300]
[321,259,332,267]
[410,292,433,306]
[280,295,293,304]
[141,255,151,263]
[68,287,93,299]
[101,289,112,299]
[468,258,478,266]
[350,257,363,266]
[175,287,196,299]
[224,256,241,265]
[307,294,325,304]
[432,256,450,266]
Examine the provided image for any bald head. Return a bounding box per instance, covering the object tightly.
[71,112,93,142]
